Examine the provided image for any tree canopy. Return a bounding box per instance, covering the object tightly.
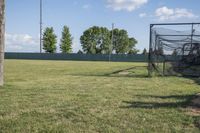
[43,27,57,53]
[128,37,138,54]
[80,26,111,54]
[41,25,139,54]
[112,29,130,54]
[142,48,148,55]
[80,26,138,54]
[60,26,73,53]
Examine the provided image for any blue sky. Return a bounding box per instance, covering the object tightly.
[6,0,200,53]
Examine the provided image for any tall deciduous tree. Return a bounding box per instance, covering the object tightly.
[128,37,138,54]
[80,26,111,54]
[60,26,73,53]
[142,48,148,55]
[112,29,129,54]
[172,49,178,56]
[157,47,164,55]
[0,0,5,86]
[112,29,138,54]
[43,27,57,53]
[80,26,138,54]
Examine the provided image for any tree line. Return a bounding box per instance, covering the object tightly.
[43,26,72,53]
[42,25,148,55]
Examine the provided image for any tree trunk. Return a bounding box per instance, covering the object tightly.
[0,0,5,86]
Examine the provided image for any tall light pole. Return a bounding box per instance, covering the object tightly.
[109,23,114,62]
[0,0,5,86]
[40,0,43,53]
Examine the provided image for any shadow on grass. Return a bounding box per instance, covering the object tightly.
[122,94,200,129]
[121,94,194,109]
[65,74,149,78]
[191,78,200,85]
[65,66,149,78]
[134,94,194,100]
[107,66,142,74]
[178,75,200,85]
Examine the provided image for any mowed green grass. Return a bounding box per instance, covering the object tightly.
[0,60,200,132]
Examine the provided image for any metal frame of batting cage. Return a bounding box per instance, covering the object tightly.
[148,22,200,77]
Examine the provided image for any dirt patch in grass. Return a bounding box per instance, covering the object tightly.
[118,71,131,75]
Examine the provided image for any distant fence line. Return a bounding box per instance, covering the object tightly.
[5,52,148,62]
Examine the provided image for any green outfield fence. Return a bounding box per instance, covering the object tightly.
[5,53,148,62]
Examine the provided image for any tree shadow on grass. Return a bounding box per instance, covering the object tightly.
[134,94,194,100]
[121,94,200,129]
[122,101,184,109]
[191,77,200,85]
[177,75,200,85]
[65,66,149,78]
[65,74,149,78]
[121,94,194,109]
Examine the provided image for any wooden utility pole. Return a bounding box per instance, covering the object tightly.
[0,0,5,86]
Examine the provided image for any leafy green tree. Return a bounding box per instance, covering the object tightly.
[157,47,164,55]
[128,37,138,54]
[172,49,178,56]
[43,27,57,53]
[128,49,139,55]
[80,26,111,54]
[142,48,148,55]
[111,29,138,54]
[112,29,129,54]
[80,26,138,54]
[60,26,73,53]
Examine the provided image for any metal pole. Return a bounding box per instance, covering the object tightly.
[109,23,114,62]
[148,24,153,77]
[163,60,166,76]
[150,22,200,26]
[191,23,194,48]
[40,0,43,53]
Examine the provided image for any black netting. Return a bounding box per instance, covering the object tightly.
[148,23,200,77]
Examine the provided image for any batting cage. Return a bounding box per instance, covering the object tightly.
[148,23,200,77]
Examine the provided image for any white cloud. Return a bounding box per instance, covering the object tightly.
[139,13,147,18]
[5,33,39,52]
[106,0,148,12]
[155,6,198,21]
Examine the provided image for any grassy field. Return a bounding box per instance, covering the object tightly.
[0,60,200,132]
